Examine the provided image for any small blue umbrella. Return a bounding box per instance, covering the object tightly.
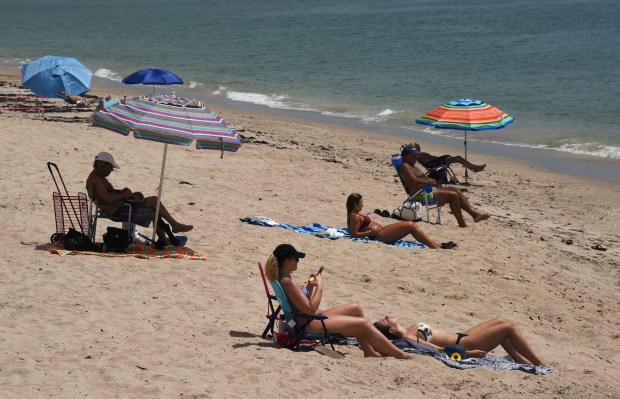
[122,68,183,94]
[21,55,92,98]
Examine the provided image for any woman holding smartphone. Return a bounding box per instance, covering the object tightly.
[265,244,411,359]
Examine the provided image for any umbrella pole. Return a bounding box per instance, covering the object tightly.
[464,130,469,184]
[152,143,168,242]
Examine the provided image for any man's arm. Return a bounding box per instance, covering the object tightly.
[91,176,131,204]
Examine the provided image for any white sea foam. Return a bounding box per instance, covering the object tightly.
[415,126,620,160]
[378,108,395,116]
[212,86,226,95]
[94,68,122,82]
[226,91,290,109]
[188,80,203,89]
[555,142,620,160]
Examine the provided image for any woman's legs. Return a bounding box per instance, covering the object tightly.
[461,318,546,366]
[321,303,365,318]
[146,197,193,233]
[307,316,410,359]
[375,221,441,249]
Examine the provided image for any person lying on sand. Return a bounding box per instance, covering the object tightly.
[86,151,193,244]
[399,146,490,227]
[374,315,548,366]
[408,142,486,172]
[58,90,99,107]
[265,244,411,359]
[346,193,452,249]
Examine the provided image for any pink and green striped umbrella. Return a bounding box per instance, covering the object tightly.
[91,94,242,240]
[91,94,242,152]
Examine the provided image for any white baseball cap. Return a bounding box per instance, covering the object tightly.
[95,151,119,169]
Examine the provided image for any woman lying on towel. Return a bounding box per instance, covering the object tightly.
[346,193,444,249]
[373,315,548,366]
[265,244,411,359]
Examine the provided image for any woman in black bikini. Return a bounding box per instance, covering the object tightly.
[265,244,411,359]
[346,193,442,249]
[373,315,548,366]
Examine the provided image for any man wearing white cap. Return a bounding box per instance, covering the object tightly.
[86,152,193,243]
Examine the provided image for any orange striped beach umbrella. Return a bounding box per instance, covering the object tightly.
[416,98,513,182]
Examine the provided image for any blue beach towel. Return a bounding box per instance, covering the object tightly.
[239,216,427,249]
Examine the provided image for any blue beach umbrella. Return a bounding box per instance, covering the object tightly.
[21,55,92,98]
[122,67,183,95]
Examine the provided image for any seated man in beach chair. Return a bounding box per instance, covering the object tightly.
[408,142,486,173]
[399,146,489,228]
[86,151,193,245]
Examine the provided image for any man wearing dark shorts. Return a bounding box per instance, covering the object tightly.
[86,152,193,243]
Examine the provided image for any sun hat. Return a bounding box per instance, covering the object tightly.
[95,151,119,168]
[444,344,467,361]
[273,244,306,265]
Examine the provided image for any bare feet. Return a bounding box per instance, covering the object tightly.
[364,350,382,358]
[172,223,194,233]
[472,164,486,172]
[473,213,490,223]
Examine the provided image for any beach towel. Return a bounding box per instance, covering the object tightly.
[341,337,552,374]
[239,216,427,248]
[46,242,206,260]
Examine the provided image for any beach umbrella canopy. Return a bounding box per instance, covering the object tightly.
[91,93,242,239]
[416,98,513,182]
[21,55,92,98]
[122,68,183,94]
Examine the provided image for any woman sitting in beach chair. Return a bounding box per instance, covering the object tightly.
[265,244,411,359]
[373,315,548,366]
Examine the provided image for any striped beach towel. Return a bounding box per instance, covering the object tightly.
[46,243,206,260]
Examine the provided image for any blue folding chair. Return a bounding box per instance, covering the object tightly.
[391,153,442,224]
[269,279,336,351]
[257,262,282,339]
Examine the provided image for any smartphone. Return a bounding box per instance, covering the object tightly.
[317,265,325,275]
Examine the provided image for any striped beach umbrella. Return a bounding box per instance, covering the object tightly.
[91,93,242,239]
[416,99,513,182]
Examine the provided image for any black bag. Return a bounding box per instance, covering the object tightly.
[103,227,131,252]
[427,165,449,184]
[63,228,101,252]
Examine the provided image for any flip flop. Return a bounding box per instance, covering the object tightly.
[381,210,391,217]
[591,244,607,251]
[441,241,457,249]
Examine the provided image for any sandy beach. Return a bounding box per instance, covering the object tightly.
[1,66,619,398]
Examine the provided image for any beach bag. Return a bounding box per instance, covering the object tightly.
[392,201,422,222]
[103,227,131,252]
[63,228,101,252]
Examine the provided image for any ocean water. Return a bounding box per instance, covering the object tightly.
[1,0,619,159]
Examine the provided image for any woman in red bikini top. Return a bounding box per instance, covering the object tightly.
[346,193,442,249]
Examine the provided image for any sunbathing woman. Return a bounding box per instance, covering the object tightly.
[374,315,547,366]
[265,244,411,359]
[346,193,444,249]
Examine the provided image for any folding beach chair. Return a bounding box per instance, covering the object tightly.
[87,196,136,243]
[269,279,336,351]
[391,153,442,224]
[257,261,282,339]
